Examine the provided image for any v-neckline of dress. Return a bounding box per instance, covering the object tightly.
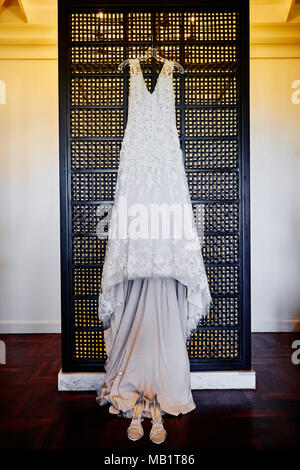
[136,57,169,96]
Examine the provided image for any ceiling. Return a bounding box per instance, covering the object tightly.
[0,0,299,60]
[0,0,299,25]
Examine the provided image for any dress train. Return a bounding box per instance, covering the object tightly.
[97,277,196,418]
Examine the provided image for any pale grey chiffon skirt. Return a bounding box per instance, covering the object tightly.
[96,278,196,419]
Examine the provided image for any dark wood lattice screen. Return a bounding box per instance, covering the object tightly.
[59,0,250,372]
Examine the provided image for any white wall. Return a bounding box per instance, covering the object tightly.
[0,55,299,333]
[0,59,61,332]
[250,58,300,331]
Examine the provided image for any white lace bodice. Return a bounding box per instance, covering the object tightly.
[118,58,184,202]
[98,58,212,339]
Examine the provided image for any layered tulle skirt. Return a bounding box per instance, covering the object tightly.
[96,277,196,418]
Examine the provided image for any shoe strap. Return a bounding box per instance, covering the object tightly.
[128,417,143,432]
[132,396,146,420]
[151,418,163,425]
[128,425,143,433]
[130,416,143,424]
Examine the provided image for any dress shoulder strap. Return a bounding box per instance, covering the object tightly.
[164,60,174,77]
[129,58,140,75]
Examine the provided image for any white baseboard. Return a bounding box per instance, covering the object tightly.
[0,321,61,333]
[252,319,300,332]
[1,319,299,334]
[58,369,256,391]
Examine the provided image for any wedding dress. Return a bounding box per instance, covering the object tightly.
[96,58,212,418]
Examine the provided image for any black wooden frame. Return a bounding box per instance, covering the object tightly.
[59,0,251,372]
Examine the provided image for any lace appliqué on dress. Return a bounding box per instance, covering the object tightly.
[98,58,212,340]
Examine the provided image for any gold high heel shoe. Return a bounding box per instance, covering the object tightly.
[149,393,167,444]
[127,391,146,441]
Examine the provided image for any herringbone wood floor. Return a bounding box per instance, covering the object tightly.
[0,333,299,451]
